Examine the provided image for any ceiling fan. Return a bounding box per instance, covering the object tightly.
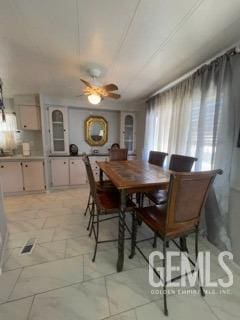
[77,68,121,105]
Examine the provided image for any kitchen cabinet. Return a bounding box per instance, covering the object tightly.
[51,158,69,186]
[50,157,87,187]
[18,105,41,130]
[49,107,69,154]
[0,162,23,193]
[0,160,45,193]
[120,112,136,154]
[22,161,45,191]
[69,159,86,185]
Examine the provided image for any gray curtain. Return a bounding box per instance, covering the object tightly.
[144,52,240,252]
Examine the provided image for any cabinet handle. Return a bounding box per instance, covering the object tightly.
[25,165,28,167]
[64,162,66,164]
[72,162,74,164]
[24,125,27,128]
[1,165,4,168]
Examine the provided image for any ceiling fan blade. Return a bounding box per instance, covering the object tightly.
[102,83,118,91]
[80,79,92,88]
[107,92,121,99]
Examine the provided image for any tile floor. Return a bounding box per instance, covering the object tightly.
[0,186,239,320]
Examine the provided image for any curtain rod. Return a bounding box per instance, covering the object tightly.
[147,45,240,102]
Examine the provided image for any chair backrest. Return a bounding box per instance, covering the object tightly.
[109,148,128,161]
[165,169,223,233]
[169,154,197,172]
[82,154,97,200]
[148,151,168,167]
[110,143,120,150]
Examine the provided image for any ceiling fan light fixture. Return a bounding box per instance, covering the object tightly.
[88,93,101,105]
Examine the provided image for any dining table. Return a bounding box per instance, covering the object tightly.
[96,160,171,272]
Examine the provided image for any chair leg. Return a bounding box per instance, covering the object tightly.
[84,193,91,216]
[92,211,99,262]
[141,193,144,207]
[152,232,157,248]
[195,228,205,297]
[129,213,137,259]
[180,237,188,252]
[163,238,168,316]
[88,203,95,236]
[87,201,93,232]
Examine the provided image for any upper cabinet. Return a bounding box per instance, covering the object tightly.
[120,112,136,154]
[49,107,69,154]
[14,95,41,130]
[18,105,41,130]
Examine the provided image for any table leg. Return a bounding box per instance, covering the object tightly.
[99,168,103,185]
[117,189,127,272]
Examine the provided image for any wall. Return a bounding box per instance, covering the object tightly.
[68,107,120,154]
[41,94,146,157]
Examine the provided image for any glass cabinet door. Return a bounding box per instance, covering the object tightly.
[49,107,68,154]
[124,114,134,152]
[52,110,65,152]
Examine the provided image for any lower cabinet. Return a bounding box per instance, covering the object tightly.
[0,162,23,193]
[0,160,45,193]
[51,157,87,187]
[69,159,86,185]
[22,161,45,191]
[51,159,69,186]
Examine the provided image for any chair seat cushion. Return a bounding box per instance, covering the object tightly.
[136,205,167,233]
[97,190,135,214]
[136,205,195,238]
[145,190,168,204]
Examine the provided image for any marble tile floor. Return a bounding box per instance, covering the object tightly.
[0,186,239,320]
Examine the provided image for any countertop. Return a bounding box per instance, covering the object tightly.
[0,153,137,161]
[48,153,110,157]
[48,153,136,157]
[0,155,44,161]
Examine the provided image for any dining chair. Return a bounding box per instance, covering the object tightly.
[146,154,198,206]
[83,153,116,220]
[109,148,128,161]
[148,150,168,167]
[138,150,168,207]
[130,169,223,316]
[83,154,135,262]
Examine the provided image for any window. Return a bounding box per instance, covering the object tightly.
[0,113,17,151]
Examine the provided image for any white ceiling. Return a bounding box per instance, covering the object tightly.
[1,0,240,106]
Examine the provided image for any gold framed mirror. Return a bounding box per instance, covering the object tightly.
[84,116,108,146]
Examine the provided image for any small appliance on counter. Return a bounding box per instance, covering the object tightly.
[22,143,30,156]
[69,144,78,156]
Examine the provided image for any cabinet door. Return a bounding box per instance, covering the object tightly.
[19,105,41,130]
[120,112,136,154]
[51,159,69,186]
[0,162,23,193]
[22,161,45,191]
[69,159,86,185]
[49,107,69,154]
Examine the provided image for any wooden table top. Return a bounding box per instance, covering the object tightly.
[97,160,170,191]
